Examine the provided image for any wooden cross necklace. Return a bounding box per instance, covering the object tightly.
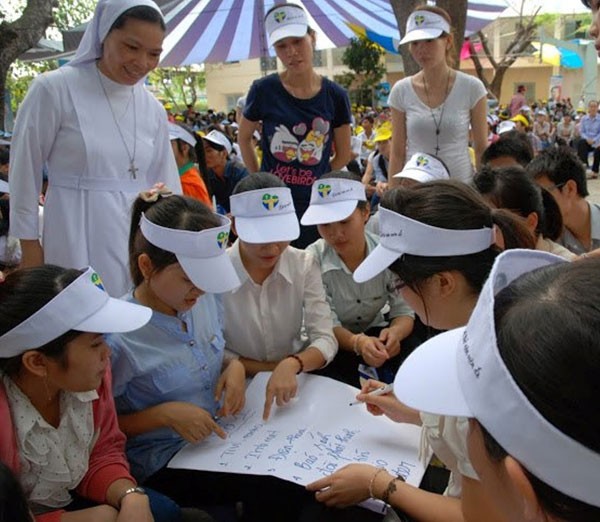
[422,69,452,156]
[96,65,139,178]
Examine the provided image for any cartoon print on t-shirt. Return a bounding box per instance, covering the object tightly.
[271,125,299,162]
[271,117,330,165]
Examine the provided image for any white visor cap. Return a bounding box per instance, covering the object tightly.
[0,267,152,357]
[230,187,299,244]
[393,250,600,508]
[353,207,495,283]
[497,120,517,135]
[301,179,366,225]
[393,153,450,183]
[265,4,309,47]
[400,10,450,46]
[203,130,232,155]
[168,122,197,147]
[140,212,240,293]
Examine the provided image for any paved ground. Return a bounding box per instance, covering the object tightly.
[588,178,600,205]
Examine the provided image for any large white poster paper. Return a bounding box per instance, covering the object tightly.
[168,373,425,491]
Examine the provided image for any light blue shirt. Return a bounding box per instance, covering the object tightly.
[107,292,225,483]
[580,114,600,147]
[306,232,414,333]
[559,201,600,255]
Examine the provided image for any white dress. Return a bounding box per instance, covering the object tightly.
[388,71,486,182]
[9,62,181,296]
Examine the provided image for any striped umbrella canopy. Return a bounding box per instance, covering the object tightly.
[159,0,508,66]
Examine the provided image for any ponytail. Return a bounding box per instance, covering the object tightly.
[473,165,562,242]
[128,192,219,286]
[383,180,534,295]
[539,188,563,241]
[490,208,536,251]
[173,122,213,198]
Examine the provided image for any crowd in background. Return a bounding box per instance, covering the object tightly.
[1,1,600,522]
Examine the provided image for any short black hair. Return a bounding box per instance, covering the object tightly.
[481,131,533,167]
[526,146,588,198]
[232,172,285,195]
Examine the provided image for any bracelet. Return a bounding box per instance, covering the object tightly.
[352,333,364,356]
[368,467,386,499]
[381,475,405,506]
[117,486,146,509]
[286,354,304,374]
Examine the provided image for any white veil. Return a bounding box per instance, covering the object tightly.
[68,0,163,68]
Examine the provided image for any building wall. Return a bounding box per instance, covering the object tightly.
[205,59,262,112]
[205,12,599,112]
[205,48,352,111]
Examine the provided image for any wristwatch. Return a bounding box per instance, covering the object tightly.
[118,486,147,509]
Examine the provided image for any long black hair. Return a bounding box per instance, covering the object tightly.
[382,180,535,295]
[473,165,563,240]
[129,194,219,286]
[0,462,32,522]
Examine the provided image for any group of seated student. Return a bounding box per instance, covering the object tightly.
[482,131,600,256]
[1,140,600,522]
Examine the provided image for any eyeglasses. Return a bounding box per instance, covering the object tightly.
[544,182,566,192]
[386,275,407,294]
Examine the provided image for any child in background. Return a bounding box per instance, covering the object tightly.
[168,123,212,207]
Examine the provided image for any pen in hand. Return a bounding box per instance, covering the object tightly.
[349,383,394,406]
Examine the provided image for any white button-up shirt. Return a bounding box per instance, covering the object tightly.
[223,240,338,364]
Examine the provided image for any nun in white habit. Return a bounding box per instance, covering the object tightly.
[9,0,181,296]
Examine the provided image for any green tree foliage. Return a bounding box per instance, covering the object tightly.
[53,0,95,31]
[3,0,209,123]
[2,0,95,127]
[340,36,386,106]
[149,66,207,111]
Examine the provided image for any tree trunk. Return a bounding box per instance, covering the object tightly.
[468,9,538,101]
[0,0,56,128]
[389,0,419,76]
[389,0,468,76]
